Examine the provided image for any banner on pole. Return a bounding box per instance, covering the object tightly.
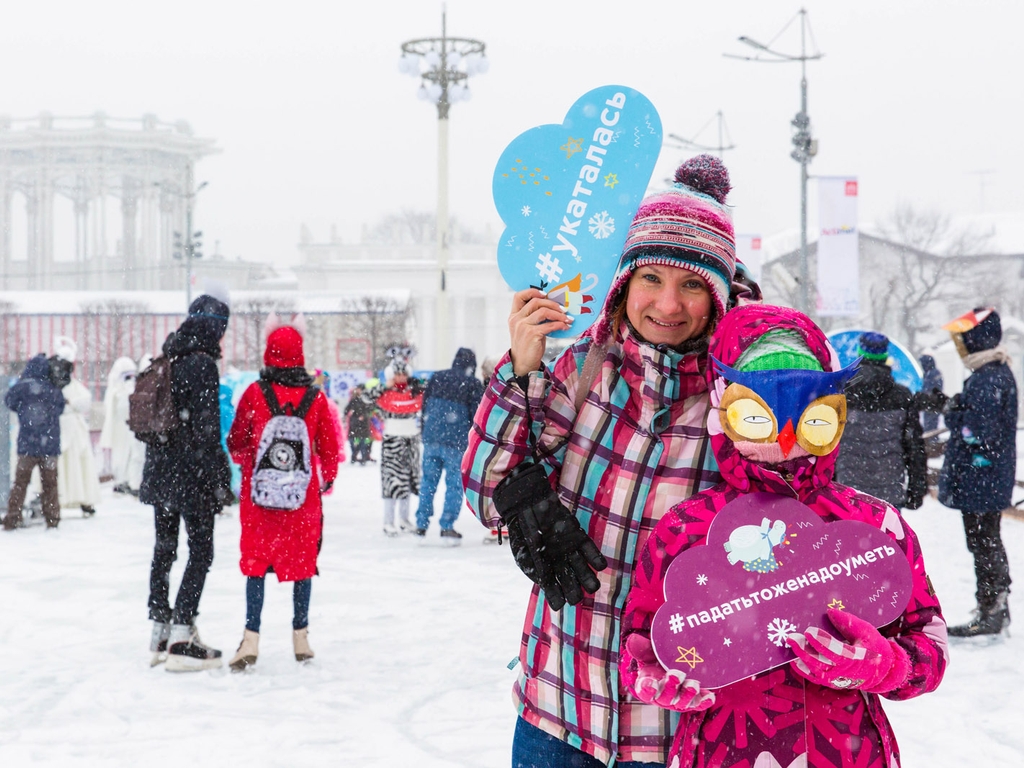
[492,86,662,338]
[736,234,763,283]
[816,177,859,317]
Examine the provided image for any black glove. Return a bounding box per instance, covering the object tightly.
[320,480,333,494]
[492,462,608,611]
[214,485,236,505]
[943,393,962,415]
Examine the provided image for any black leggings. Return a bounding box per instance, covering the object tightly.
[148,504,216,625]
[962,511,1012,605]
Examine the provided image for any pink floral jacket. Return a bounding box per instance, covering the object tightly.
[620,305,948,768]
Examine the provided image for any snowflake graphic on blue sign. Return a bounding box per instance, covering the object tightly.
[588,211,615,240]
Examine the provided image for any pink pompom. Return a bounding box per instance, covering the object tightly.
[674,154,731,205]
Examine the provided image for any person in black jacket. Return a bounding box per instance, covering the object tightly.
[2,354,65,530]
[834,332,927,509]
[142,294,233,670]
[343,385,376,464]
[916,354,945,433]
[414,347,485,540]
[939,307,1017,636]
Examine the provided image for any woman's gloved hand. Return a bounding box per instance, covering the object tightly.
[621,634,716,711]
[787,608,911,694]
[492,462,607,611]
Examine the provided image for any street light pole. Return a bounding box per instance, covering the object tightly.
[667,110,737,159]
[727,8,822,315]
[400,10,486,368]
[167,167,207,309]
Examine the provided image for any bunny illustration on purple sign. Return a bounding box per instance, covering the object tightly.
[618,304,949,768]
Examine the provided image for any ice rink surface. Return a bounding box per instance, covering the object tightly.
[2,456,1023,767]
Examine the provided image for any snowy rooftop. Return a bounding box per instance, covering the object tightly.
[763,211,1024,266]
[0,289,411,315]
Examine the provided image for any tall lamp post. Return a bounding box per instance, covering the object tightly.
[727,9,822,315]
[667,111,736,159]
[161,168,208,308]
[399,10,487,368]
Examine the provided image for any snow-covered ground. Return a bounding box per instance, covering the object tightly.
[2,458,1024,767]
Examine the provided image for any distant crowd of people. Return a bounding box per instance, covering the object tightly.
[2,288,497,672]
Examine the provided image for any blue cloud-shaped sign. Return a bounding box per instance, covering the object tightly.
[827,330,923,392]
[492,86,662,337]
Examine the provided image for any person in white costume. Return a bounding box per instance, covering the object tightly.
[100,356,146,495]
[50,337,101,516]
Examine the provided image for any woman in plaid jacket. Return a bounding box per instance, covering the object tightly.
[463,156,737,767]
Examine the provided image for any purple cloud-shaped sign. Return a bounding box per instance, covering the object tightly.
[651,493,913,689]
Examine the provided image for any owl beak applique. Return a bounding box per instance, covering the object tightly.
[777,420,797,457]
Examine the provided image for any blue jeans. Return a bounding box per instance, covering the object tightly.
[512,718,664,768]
[245,576,312,632]
[415,443,465,530]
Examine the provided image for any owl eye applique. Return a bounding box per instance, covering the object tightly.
[721,385,777,443]
[795,395,846,456]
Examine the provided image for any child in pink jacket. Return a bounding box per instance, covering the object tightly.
[620,304,948,768]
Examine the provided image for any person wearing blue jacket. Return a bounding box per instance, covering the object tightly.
[3,354,66,529]
[414,347,484,540]
[939,307,1018,636]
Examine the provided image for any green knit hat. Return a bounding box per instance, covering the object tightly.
[735,330,823,372]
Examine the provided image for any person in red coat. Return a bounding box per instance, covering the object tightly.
[225,318,340,670]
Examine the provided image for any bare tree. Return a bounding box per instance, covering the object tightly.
[78,299,152,393]
[337,296,412,371]
[364,209,490,246]
[873,205,995,353]
[231,295,297,369]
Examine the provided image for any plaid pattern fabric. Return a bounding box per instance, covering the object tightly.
[462,325,720,766]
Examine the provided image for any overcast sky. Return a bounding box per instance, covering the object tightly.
[1,0,1020,265]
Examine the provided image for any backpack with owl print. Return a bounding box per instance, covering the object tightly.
[251,381,319,511]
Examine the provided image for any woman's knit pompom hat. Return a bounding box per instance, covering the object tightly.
[590,154,736,345]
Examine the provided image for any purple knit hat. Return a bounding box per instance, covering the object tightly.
[590,154,736,345]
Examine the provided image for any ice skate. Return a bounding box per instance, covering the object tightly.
[383,524,399,537]
[440,528,463,546]
[81,505,96,517]
[949,592,1010,638]
[293,627,315,662]
[149,621,170,667]
[165,623,223,672]
[398,519,419,534]
[229,629,260,672]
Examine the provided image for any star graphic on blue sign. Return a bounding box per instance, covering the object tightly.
[560,136,584,159]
